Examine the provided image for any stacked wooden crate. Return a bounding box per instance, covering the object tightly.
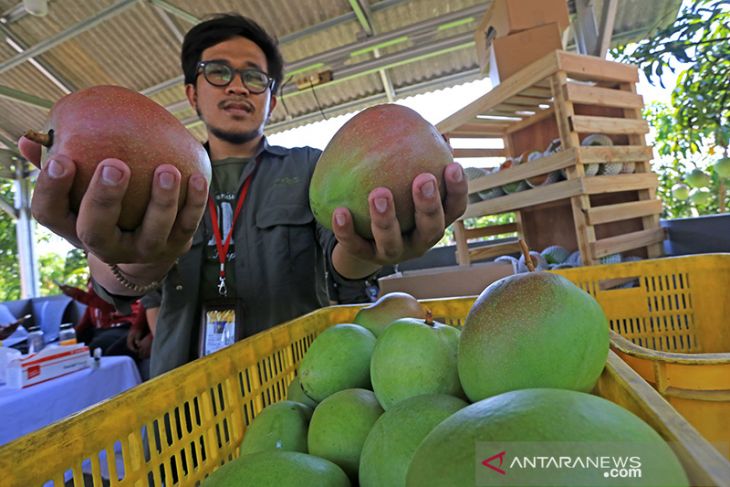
[439,50,664,266]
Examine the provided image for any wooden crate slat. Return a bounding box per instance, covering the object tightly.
[464,222,519,239]
[582,173,658,194]
[472,116,519,125]
[519,87,553,98]
[578,146,653,164]
[458,121,511,132]
[503,94,551,107]
[446,123,509,138]
[591,228,665,258]
[557,51,639,83]
[620,81,663,259]
[437,51,559,133]
[482,110,528,118]
[586,199,663,225]
[464,178,583,218]
[445,50,662,267]
[493,102,540,114]
[504,107,556,135]
[469,241,522,262]
[570,115,650,135]
[468,148,577,193]
[453,221,470,265]
[565,83,644,109]
[444,127,504,139]
[453,148,507,158]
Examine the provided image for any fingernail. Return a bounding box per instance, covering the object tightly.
[421,180,435,198]
[101,165,123,186]
[191,175,206,192]
[374,197,388,214]
[47,159,65,178]
[335,211,346,227]
[450,165,464,183]
[158,171,175,190]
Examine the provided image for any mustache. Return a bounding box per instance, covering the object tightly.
[219,99,254,111]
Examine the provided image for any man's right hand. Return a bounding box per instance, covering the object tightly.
[19,136,209,292]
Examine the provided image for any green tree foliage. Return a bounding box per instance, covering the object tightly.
[0,180,21,301]
[0,180,88,301]
[645,102,725,218]
[615,0,729,147]
[37,247,89,296]
[614,0,729,217]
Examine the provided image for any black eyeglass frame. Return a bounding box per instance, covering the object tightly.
[195,61,275,94]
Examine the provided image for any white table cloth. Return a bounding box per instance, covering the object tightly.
[0,355,141,446]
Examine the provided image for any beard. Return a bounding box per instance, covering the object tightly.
[208,125,260,145]
[196,106,264,145]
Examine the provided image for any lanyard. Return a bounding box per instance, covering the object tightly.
[207,156,261,297]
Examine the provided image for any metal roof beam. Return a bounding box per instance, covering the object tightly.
[148,0,198,25]
[287,4,483,73]
[183,31,476,129]
[348,0,375,36]
[0,196,17,219]
[0,129,18,149]
[347,0,396,102]
[597,0,619,58]
[0,0,139,74]
[281,31,474,97]
[149,1,478,100]
[0,1,30,24]
[150,3,186,44]
[0,84,52,109]
[274,0,407,44]
[266,67,482,134]
[574,0,599,56]
[0,23,74,94]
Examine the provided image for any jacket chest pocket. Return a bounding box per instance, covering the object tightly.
[255,205,317,281]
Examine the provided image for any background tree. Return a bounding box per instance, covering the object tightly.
[0,180,88,302]
[613,0,729,217]
[0,180,21,301]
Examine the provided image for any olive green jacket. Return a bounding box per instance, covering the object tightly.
[98,140,360,377]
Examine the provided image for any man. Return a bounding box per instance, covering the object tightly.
[20,14,467,377]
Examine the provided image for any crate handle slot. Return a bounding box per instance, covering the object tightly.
[597,276,641,291]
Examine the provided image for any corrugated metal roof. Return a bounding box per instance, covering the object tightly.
[0,0,681,149]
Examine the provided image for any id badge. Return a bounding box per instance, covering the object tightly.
[201,304,236,356]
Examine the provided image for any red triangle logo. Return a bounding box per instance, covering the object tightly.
[482,450,507,475]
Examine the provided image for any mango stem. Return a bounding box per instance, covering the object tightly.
[424,309,434,326]
[519,239,536,272]
[24,129,53,147]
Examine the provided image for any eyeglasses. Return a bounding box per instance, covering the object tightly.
[196,61,275,94]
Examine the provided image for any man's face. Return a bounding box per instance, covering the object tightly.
[186,36,277,146]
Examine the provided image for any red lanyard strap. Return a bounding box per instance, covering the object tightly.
[207,156,261,296]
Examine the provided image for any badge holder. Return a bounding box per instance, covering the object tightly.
[201,301,236,356]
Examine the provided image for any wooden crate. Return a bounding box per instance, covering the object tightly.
[438,50,664,266]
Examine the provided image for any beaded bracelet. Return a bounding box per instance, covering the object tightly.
[109,264,161,294]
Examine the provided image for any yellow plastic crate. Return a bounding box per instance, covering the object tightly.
[553,253,730,460]
[1,297,729,486]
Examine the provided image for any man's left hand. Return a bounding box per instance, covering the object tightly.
[331,162,467,274]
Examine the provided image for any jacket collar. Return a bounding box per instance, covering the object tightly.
[202,136,288,159]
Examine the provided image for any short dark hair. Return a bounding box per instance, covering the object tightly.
[181,13,284,92]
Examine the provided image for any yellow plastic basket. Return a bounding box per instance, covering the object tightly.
[553,253,730,460]
[1,296,729,486]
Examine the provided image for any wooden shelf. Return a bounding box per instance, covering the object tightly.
[440,50,664,267]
